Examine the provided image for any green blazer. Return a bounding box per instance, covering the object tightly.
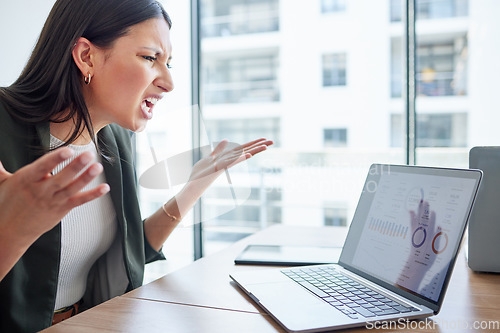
[0,101,165,332]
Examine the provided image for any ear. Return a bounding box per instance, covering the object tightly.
[72,37,95,78]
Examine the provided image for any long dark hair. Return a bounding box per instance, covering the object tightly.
[0,0,171,148]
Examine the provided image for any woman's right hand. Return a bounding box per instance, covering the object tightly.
[0,147,109,281]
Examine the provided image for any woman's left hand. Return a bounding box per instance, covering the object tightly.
[187,138,273,190]
[144,138,273,250]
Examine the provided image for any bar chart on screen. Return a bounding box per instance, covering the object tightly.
[367,217,409,239]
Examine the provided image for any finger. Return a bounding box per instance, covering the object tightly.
[63,183,110,210]
[430,211,437,230]
[232,138,270,152]
[409,211,418,229]
[52,163,104,201]
[244,144,269,156]
[417,200,425,218]
[23,148,75,183]
[241,138,269,148]
[227,140,272,159]
[46,151,96,192]
[211,139,229,156]
[222,143,269,166]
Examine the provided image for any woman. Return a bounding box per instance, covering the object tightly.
[0,0,272,331]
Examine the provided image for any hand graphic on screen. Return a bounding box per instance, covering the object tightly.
[397,199,440,291]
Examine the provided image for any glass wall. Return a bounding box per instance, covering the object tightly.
[139,0,500,274]
[415,0,500,167]
[199,0,406,255]
[388,0,500,168]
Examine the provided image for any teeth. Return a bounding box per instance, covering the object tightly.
[145,97,158,105]
[141,100,152,114]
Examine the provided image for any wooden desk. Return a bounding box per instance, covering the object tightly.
[43,225,500,332]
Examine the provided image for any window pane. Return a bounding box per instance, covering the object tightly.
[201,0,279,37]
[416,0,469,20]
[0,1,194,284]
[416,40,467,97]
[200,0,405,256]
[203,53,280,104]
[415,0,500,167]
[136,1,194,282]
[391,113,467,148]
[391,0,469,22]
[323,53,347,86]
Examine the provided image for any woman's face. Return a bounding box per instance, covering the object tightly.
[87,17,174,133]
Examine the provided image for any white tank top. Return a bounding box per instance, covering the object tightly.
[50,135,117,311]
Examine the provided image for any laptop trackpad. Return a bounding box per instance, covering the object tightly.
[247,281,353,331]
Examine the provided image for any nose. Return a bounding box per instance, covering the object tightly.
[156,65,174,93]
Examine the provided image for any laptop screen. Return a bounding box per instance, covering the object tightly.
[339,164,481,308]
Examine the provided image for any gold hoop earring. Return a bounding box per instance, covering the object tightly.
[84,73,92,85]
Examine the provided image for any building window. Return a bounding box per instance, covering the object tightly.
[201,0,279,37]
[324,128,347,147]
[390,0,403,22]
[204,52,280,104]
[390,0,469,22]
[324,206,348,226]
[323,53,347,87]
[391,36,468,98]
[391,113,467,147]
[416,0,469,20]
[321,0,347,13]
[417,39,468,97]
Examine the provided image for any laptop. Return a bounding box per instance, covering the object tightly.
[230,164,482,332]
[468,146,500,272]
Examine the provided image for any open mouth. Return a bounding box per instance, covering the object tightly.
[141,97,159,120]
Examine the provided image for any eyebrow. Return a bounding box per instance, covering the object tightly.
[140,47,172,61]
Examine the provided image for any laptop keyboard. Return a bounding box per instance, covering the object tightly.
[281,266,420,320]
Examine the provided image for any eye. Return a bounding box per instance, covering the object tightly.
[167,63,172,69]
[142,55,158,62]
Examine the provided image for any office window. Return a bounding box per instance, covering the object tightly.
[200,0,404,257]
[323,53,347,87]
[321,0,347,13]
[324,128,347,147]
[203,52,280,104]
[136,1,194,282]
[391,113,467,148]
[201,0,279,37]
[196,0,500,257]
